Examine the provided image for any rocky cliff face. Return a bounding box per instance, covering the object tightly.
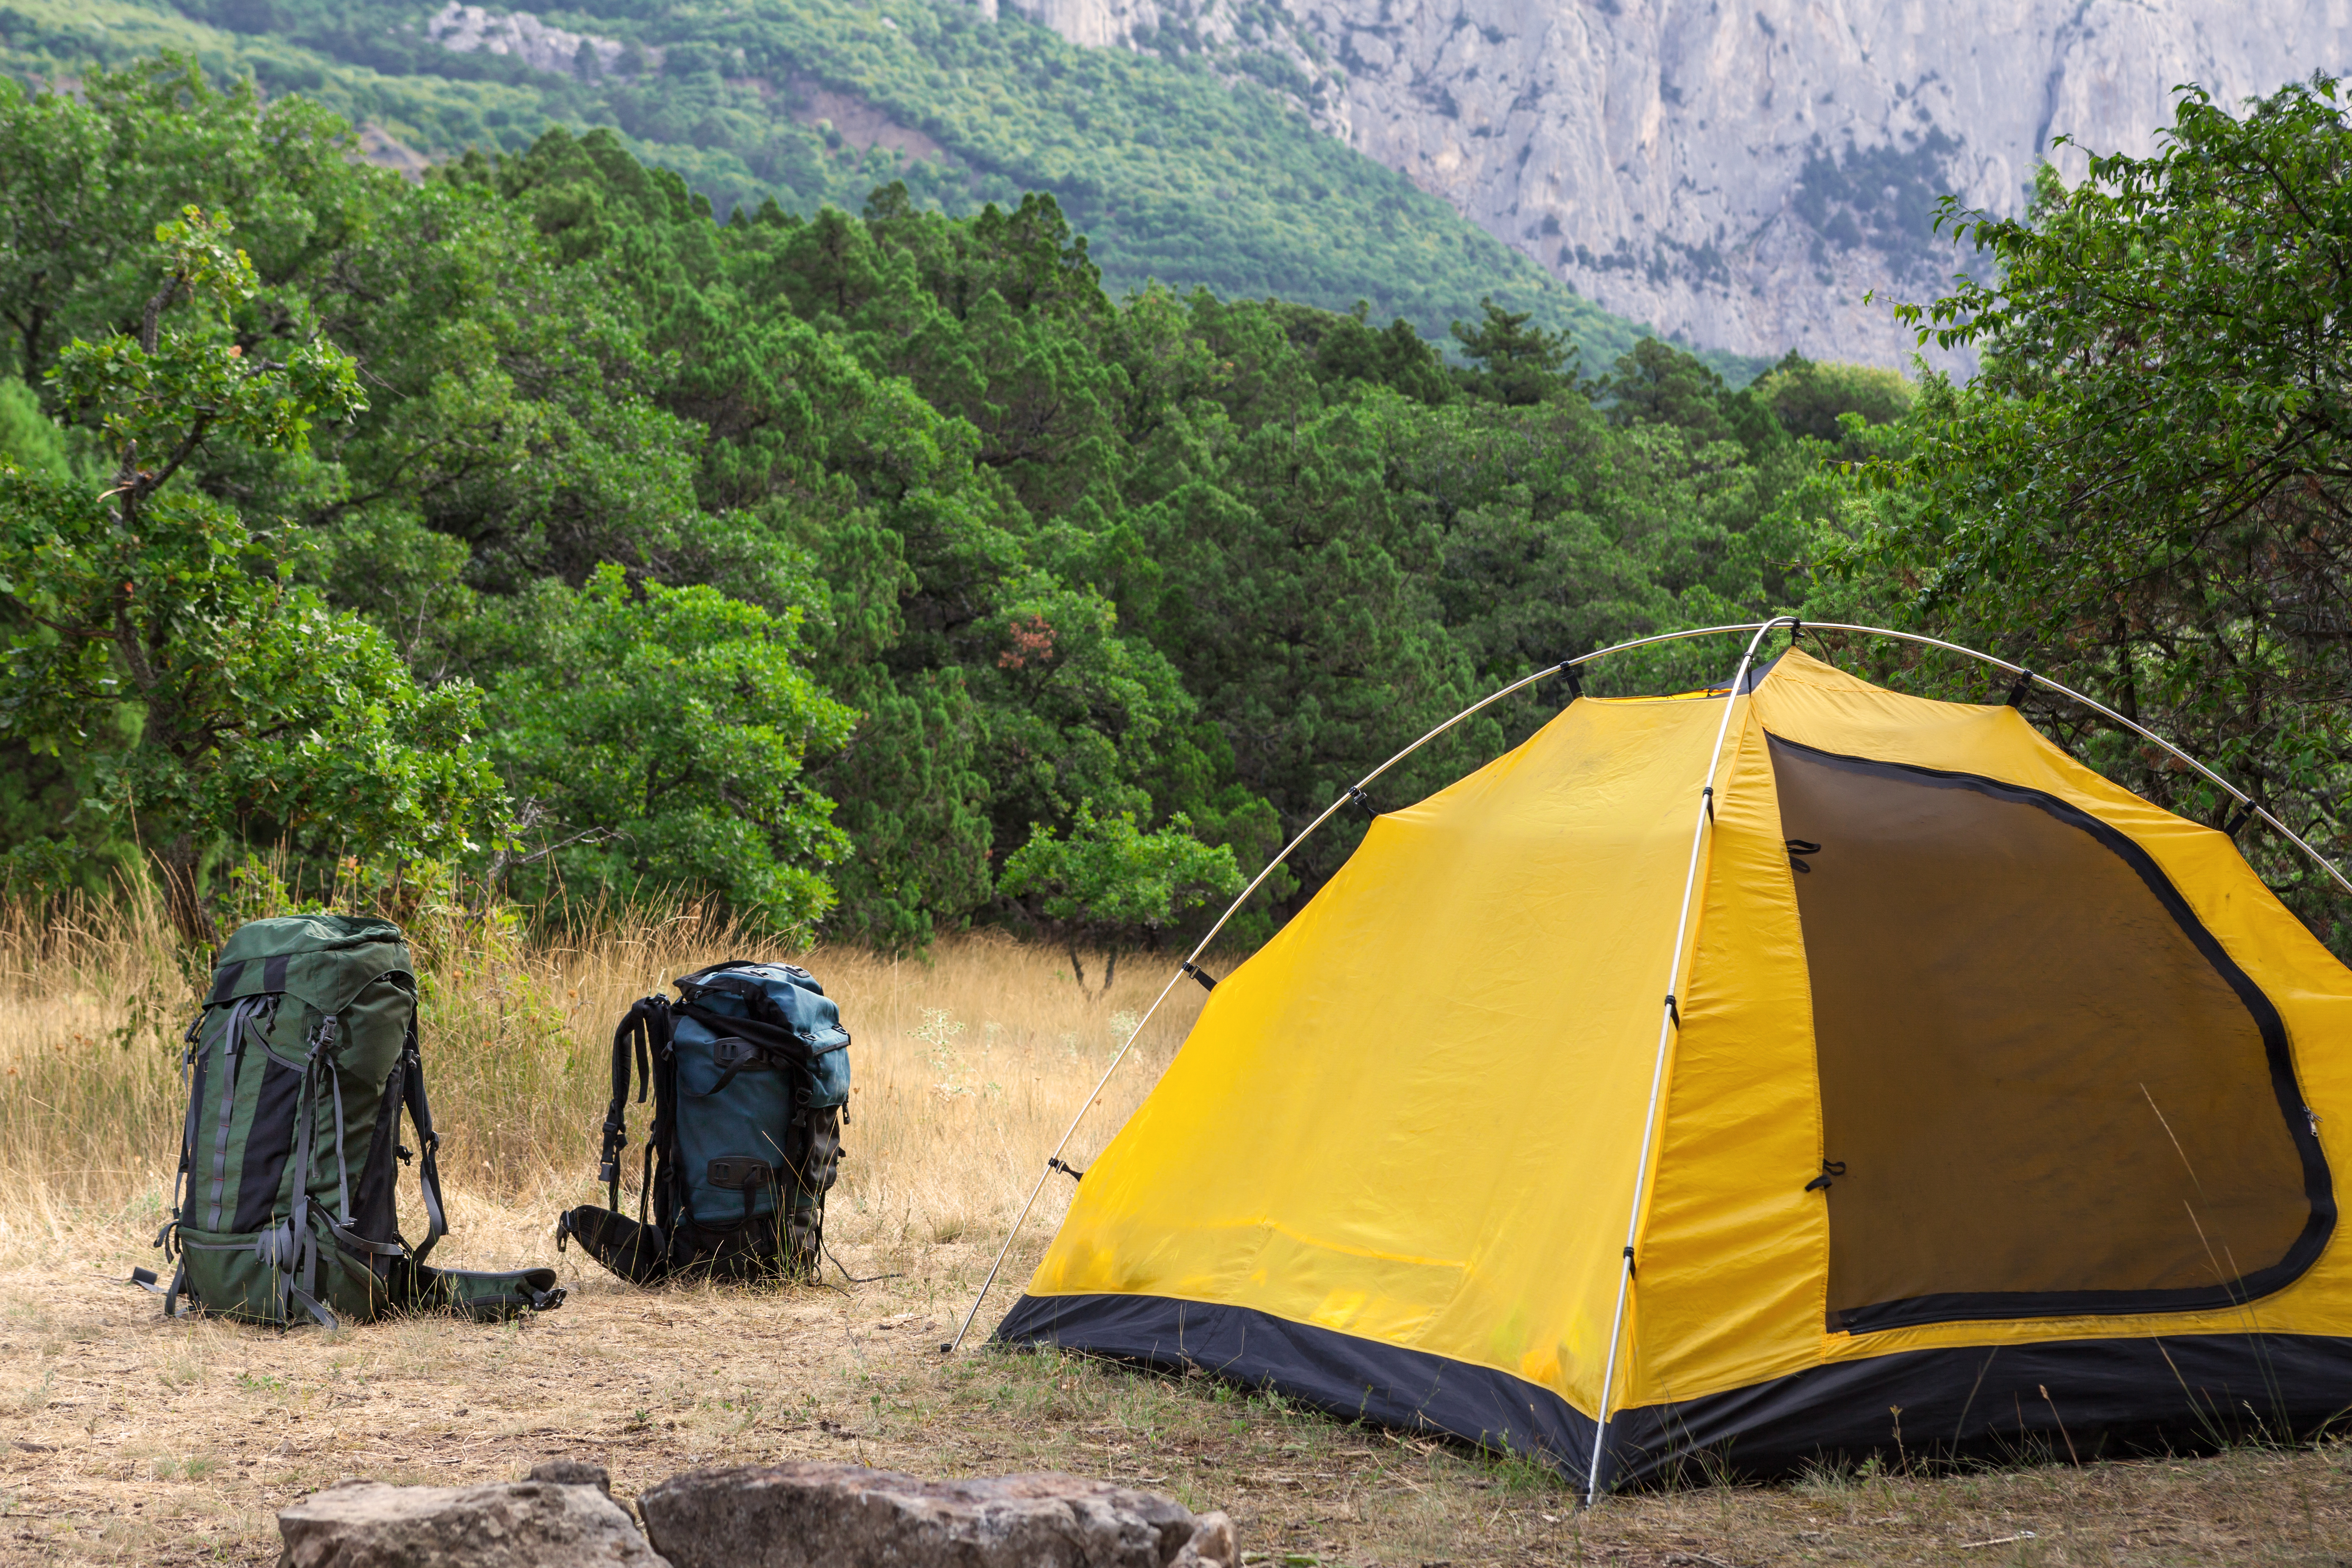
[999,0,2352,366]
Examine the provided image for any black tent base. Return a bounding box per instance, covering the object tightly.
[995,1292,2352,1491]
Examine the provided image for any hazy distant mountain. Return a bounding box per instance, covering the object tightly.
[999,0,2352,368]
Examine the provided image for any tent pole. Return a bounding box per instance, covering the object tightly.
[941,656,1597,1353]
[1800,623,2352,897]
[946,623,1777,1354]
[1581,615,1795,1506]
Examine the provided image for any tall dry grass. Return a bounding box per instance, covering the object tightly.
[0,885,1212,1271]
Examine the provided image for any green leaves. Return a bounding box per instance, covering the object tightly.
[1826,75,2352,949]
[999,801,1241,985]
[52,206,364,486]
[482,562,856,939]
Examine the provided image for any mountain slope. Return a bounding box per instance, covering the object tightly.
[991,0,2352,369]
[0,0,1768,376]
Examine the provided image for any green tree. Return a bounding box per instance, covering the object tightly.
[1751,353,1914,443]
[999,803,1243,990]
[1818,75,2352,946]
[0,208,498,935]
[482,562,857,937]
[1450,296,1578,406]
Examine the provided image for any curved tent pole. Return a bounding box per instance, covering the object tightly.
[946,618,2352,1362]
[942,622,1770,1353]
[1799,622,2352,898]
[1581,615,1795,1505]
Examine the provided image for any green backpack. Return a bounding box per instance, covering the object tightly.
[157,915,564,1327]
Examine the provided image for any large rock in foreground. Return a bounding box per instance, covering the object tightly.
[641,1462,1237,1568]
[276,1475,668,1568]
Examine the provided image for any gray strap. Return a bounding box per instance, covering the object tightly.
[330,1066,350,1225]
[203,1000,250,1229]
[326,1218,406,1257]
[170,1023,204,1233]
[284,1065,317,1326]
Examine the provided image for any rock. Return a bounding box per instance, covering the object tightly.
[640,1462,1236,1568]
[527,1460,613,1494]
[277,1477,668,1568]
[990,0,2352,368]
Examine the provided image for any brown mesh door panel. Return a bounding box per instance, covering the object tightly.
[1769,735,2332,1333]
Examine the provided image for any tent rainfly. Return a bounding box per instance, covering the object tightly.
[991,634,2352,1494]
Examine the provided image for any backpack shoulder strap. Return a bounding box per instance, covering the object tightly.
[598,996,670,1212]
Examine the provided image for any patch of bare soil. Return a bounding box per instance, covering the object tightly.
[783,77,946,163]
[4,1220,2350,1567]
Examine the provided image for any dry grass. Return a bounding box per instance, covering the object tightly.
[4,895,2352,1564]
[0,892,1204,1256]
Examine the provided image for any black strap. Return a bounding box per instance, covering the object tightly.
[1558,660,1583,700]
[1048,1157,1086,1182]
[400,1030,447,1265]
[674,1001,820,1067]
[1345,785,1377,819]
[1664,994,1681,1027]
[2005,668,2034,707]
[2223,805,2255,838]
[1181,960,1217,992]
[1805,1159,1848,1193]
[601,996,670,1208]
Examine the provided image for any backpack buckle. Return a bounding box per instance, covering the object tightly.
[711,1037,766,1072]
[707,1157,774,1191]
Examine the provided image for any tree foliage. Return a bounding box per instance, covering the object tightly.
[999,804,1243,990]
[0,201,497,933]
[0,55,1846,952]
[1808,75,2352,946]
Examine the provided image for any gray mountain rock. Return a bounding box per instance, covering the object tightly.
[998,0,2352,366]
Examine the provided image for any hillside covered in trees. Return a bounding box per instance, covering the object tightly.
[0,57,1889,949]
[3,58,2345,964]
[0,0,1753,375]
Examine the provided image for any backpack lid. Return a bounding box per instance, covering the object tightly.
[676,961,849,1053]
[207,915,415,1016]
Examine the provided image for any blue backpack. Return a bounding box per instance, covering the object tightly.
[557,960,851,1283]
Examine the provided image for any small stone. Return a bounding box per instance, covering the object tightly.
[641,1462,1237,1568]
[277,1478,668,1568]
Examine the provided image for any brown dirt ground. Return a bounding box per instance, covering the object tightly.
[5,1222,2351,1567]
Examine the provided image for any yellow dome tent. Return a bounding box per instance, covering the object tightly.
[979,624,2352,1494]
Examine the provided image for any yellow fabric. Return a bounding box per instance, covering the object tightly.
[1021,643,2352,1419]
[1028,695,1730,1416]
[1628,711,1827,1408]
[1751,649,2352,1370]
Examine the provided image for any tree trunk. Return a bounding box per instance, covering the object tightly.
[1065,938,1087,990]
[1100,947,1119,995]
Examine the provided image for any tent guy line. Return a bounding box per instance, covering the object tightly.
[943,620,2352,1366]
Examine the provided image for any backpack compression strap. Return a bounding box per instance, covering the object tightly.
[598,997,668,1211]
[399,1022,449,1266]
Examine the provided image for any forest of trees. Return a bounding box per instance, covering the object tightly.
[3,58,2346,961]
[0,0,1692,371]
